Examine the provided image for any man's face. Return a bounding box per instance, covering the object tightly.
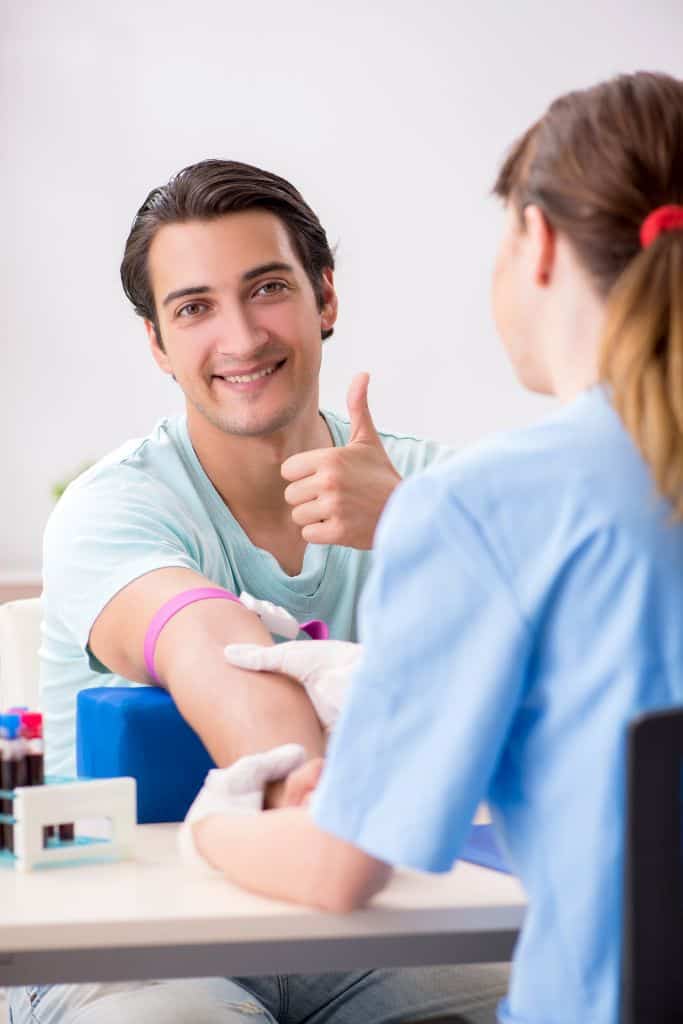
[146,210,337,437]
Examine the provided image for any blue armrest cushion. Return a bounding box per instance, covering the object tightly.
[76,686,215,823]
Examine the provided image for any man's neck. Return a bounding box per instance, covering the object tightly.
[186,398,333,531]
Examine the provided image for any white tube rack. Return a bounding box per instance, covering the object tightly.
[1,777,136,871]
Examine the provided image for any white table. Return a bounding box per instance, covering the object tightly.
[0,824,526,986]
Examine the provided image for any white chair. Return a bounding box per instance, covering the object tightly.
[0,598,41,1016]
[0,597,42,710]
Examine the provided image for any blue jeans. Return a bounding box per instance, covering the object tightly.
[9,965,509,1023]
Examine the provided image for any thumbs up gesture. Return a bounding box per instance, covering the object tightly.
[281,373,401,549]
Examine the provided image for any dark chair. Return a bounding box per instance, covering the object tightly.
[622,706,683,1023]
[403,1018,469,1023]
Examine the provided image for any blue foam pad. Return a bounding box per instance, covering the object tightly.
[76,687,215,823]
[460,823,511,874]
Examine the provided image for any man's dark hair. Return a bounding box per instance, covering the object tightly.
[121,159,335,344]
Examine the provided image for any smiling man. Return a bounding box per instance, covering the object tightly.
[13,160,509,1024]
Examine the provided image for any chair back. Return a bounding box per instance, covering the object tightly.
[622,706,683,1023]
[0,598,42,709]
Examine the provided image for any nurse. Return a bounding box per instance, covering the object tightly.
[191,70,683,1024]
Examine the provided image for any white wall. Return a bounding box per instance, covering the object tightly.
[3,0,682,573]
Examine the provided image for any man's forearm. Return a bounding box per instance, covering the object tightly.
[174,651,327,765]
[161,620,326,790]
[90,569,327,806]
[194,807,392,911]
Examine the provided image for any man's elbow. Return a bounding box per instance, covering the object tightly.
[311,858,393,913]
[314,885,365,914]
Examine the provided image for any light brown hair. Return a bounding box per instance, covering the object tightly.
[493,72,683,518]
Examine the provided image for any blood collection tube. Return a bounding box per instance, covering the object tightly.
[0,716,8,851]
[18,711,56,845]
[20,712,45,785]
[32,709,75,841]
[0,714,27,853]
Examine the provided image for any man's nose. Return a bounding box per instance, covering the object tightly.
[214,305,267,358]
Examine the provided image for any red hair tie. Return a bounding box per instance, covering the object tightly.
[640,204,683,248]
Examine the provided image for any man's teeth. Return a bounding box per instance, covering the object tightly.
[224,366,276,384]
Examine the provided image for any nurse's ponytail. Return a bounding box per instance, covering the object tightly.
[494,71,683,518]
[600,218,683,517]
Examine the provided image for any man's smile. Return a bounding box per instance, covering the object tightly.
[212,357,287,390]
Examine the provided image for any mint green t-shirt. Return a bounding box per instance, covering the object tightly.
[41,411,452,776]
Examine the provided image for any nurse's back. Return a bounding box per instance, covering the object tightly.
[487,71,683,1022]
[455,384,683,1022]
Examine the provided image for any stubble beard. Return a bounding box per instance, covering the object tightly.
[189,391,303,439]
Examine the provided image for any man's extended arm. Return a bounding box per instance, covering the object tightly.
[88,565,326,802]
[193,806,392,912]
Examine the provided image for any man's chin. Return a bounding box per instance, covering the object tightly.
[196,402,300,439]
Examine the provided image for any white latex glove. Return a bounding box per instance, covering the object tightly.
[177,743,306,874]
[238,591,300,639]
[224,640,363,733]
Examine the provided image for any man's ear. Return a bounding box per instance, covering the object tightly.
[319,268,339,334]
[145,320,172,374]
[523,205,556,288]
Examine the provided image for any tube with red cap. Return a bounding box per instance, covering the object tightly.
[21,711,45,785]
[17,710,67,842]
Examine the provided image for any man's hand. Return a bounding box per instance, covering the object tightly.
[178,743,307,873]
[281,757,325,808]
[281,373,401,549]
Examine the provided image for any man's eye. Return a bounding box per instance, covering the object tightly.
[177,302,208,318]
[254,281,287,298]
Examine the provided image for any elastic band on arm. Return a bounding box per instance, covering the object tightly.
[144,587,240,684]
[143,587,330,684]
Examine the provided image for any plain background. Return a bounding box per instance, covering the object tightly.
[3,0,683,575]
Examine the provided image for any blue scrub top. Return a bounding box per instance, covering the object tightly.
[312,387,683,1024]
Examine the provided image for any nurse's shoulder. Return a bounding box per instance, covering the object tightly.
[380,386,664,619]
[424,385,649,525]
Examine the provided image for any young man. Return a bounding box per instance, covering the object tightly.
[12,160,508,1024]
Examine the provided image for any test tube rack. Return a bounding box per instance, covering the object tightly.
[0,776,137,871]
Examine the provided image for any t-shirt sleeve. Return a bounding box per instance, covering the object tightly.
[43,464,202,670]
[381,432,455,478]
[311,469,532,872]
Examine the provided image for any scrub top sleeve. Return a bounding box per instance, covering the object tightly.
[311,472,532,872]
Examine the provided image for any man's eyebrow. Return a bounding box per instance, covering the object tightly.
[162,285,212,307]
[161,264,294,307]
[242,261,295,282]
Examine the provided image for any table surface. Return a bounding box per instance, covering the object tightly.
[0,823,526,986]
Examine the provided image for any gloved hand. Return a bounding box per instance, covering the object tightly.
[178,743,306,874]
[224,640,363,733]
[238,591,300,639]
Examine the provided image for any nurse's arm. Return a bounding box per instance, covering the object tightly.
[88,566,326,799]
[193,808,393,912]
